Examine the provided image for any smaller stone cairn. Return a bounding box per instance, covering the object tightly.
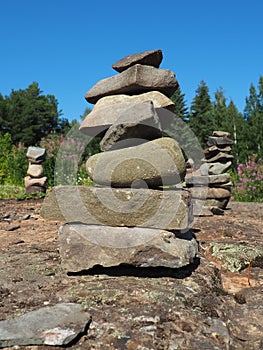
[186,131,234,215]
[40,49,198,273]
[25,147,47,194]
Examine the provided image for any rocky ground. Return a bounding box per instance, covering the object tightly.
[0,199,262,350]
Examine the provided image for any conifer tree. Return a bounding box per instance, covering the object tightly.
[189,80,214,148]
[244,78,263,159]
[170,86,189,121]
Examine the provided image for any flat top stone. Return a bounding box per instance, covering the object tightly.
[85,64,178,104]
[112,49,163,73]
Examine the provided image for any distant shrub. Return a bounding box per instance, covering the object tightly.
[231,154,263,202]
[0,133,27,186]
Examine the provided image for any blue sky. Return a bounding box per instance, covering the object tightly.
[1,0,263,122]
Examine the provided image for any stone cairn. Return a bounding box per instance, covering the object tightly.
[186,131,234,216]
[40,49,198,273]
[25,146,47,194]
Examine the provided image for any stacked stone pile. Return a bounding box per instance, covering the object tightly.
[41,49,198,273]
[25,147,47,194]
[186,131,234,215]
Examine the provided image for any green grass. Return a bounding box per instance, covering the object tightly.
[0,184,25,199]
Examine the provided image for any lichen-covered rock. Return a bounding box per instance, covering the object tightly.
[209,242,263,272]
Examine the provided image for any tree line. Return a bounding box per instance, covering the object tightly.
[172,77,263,166]
[0,78,263,169]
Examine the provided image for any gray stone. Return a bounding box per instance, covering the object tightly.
[186,173,230,186]
[86,138,186,187]
[0,303,91,347]
[85,64,178,104]
[207,136,234,147]
[99,101,162,151]
[26,147,46,163]
[40,186,193,230]
[200,162,232,175]
[189,186,231,199]
[212,130,230,137]
[58,223,199,272]
[112,49,163,72]
[80,92,175,136]
[27,164,44,178]
[202,152,234,163]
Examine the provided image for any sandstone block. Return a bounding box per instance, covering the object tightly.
[27,164,44,178]
[189,187,231,199]
[185,173,230,186]
[112,49,163,72]
[99,101,162,151]
[200,162,232,175]
[85,64,178,104]
[26,147,46,163]
[86,138,186,187]
[207,136,234,147]
[80,92,175,136]
[40,186,193,230]
[58,223,198,272]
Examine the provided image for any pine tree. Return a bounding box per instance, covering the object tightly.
[226,101,247,165]
[189,80,214,148]
[170,86,189,121]
[244,78,263,159]
[212,87,228,130]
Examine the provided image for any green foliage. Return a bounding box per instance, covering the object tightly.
[0,185,25,199]
[189,80,214,148]
[231,154,263,202]
[1,82,69,146]
[170,86,189,120]
[0,133,27,186]
[243,79,263,160]
[15,191,46,201]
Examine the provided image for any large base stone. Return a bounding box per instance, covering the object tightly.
[40,186,193,230]
[58,223,198,272]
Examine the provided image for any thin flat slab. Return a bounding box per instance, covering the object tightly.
[0,303,91,347]
[207,136,234,147]
[40,186,193,230]
[80,91,175,136]
[58,223,198,272]
[112,49,163,72]
[189,187,231,199]
[85,64,178,104]
[202,152,234,163]
[185,173,230,186]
